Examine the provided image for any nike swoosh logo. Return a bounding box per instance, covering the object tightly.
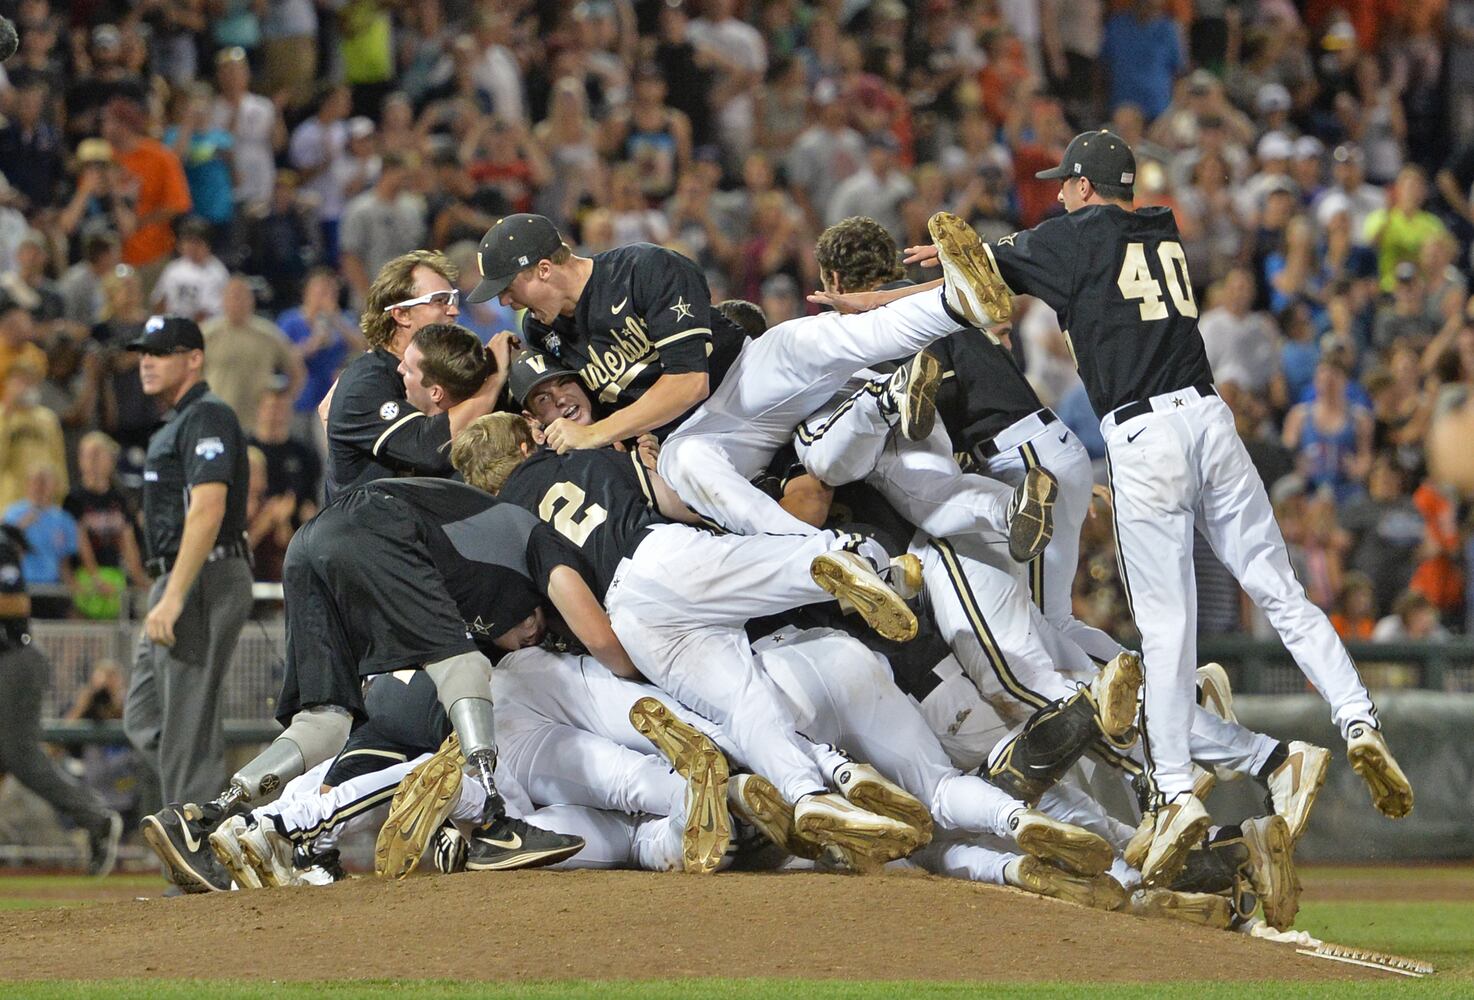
[611,297,628,315]
[1126,429,1145,443]
[178,814,202,853]
[482,831,523,850]
[1058,433,1069,444]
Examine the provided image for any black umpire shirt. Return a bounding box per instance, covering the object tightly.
[325,348,453,499]
[498,448,668,600]
[141,380,249,563]
[987,204,1214,415]
[521,243,748,435]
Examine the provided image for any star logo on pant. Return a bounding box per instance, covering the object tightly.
[1173,397,1184,407]
[670,296,695,320]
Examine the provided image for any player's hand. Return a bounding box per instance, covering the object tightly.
[486,330,520,373]
[903,244,941,268]
[636,433,660,468]
[806,289,886,314]
[544,417,603,454]
[145,592,185,647]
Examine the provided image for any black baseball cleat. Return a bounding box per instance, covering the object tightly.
[141,803,234,893]
[86,811,124,878]
[1006,466,1057,562]
[464,814,585,871]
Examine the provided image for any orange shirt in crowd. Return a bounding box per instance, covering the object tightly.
[116,138,192,267]
[1409,481,1463,612]
[1331,613,1375,641]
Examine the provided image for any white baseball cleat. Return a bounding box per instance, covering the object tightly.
[1346,723,1413,819]
[1140,793,1211,888]
[1090,650,1142,739]
[793,792,925,867]
[928,211,1014,327]
[833,761,933,845]
[1010,856,1127,911]
[811,550,918,643]
[208,815,263,890]
[1130,887,1233,929]
[237,817,300,888]
[1265,740,1331,842]
[1196,662,1242,784]
[1009,808,1113,877]
[1240,814,1300,931]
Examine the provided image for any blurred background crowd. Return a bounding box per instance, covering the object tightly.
[2,0,1474,657]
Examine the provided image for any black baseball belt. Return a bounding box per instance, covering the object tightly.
[1109,382,1218,425]
[146,537,251,578]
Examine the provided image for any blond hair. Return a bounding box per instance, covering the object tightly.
[450,413,536,494]
[361,249,457,350]
[79,430,121,458]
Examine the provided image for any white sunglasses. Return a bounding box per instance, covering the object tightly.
[383,288,459,312]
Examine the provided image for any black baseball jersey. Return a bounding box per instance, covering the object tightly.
[498,448,667,600]
[278,477,587,724]
[141,381,249,561]
[930,332,1045,462]
[0,527,29,650]
[521,244,748,434]
[988,204,1214,415]
[325,349,453,499]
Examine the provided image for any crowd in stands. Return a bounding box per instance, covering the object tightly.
[3,0,1474,649]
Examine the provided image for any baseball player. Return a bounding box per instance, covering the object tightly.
[140,476,616,893]
[322,250,508,498]
[854,130,1411,887]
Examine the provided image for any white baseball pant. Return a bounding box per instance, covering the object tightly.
[658,286,976,536]
[1104,390,1378,803]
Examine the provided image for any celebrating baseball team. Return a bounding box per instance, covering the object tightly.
[138,128,1416,934]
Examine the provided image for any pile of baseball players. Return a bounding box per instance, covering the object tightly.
[141,130,1415,935]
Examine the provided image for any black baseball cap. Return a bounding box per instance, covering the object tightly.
[1035,130,1137,191]
[508,348,579,405]
[466,214,566,304]
[126,315,204,354]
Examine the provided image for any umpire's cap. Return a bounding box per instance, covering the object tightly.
[508,348,579,406]
[126,315,205,354]
[1035,130,1137,191]
[466,214,566,304]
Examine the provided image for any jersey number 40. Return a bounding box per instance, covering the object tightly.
[1117,241,1199,321]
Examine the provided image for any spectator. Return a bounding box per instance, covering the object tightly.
[210,47,285,218]
[1330,573,1378,639]
[470,7,525,123]
[339,0,395,119]
[1100,0,1183,122]
[64,25,148,144]
[532,77,603,227]
[250,385,321,516]
[201,277,305,424]
[100,98,193,282]
[1364,165,1449,291]
[603,64,693,202]
[276,267,362,437]
[445,241,520,345]
[3,464,78,609]
[244,170,317,307]
[785,81,865,227]
[288,85,352,262]
[1372,590,1448,641]
[1341,454,1425,614]
[57,232,122,328]
[1279,299,1322,406]
[338,152,427,307]
[1282,357,1373,504]
[1410,479,1463,615]
[606,164,671,248]
[1200,267,1283,400]
[826,132,914,243]
[63,430,148,593]
[0,82,66,211]
[259,0,319,112]
[0,229,65,324]
[162,84,236,245]
[0,358,68,508]
[150,218,230,323]
[689,0,768,162]
[1312,145,1385,243]
[1372,262,1440,350]
[654,1,716,146]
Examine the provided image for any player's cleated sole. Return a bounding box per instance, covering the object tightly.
[834,761,933,845]
[208,817,262,890]
[811,551,918,643]
[729,773,811,859]
[141,806,232,894]
[928,211,1014,326]
[1012,856,1126,910]
[1011,809,1112,877]
[630,696,732,874]
[1266,740,1330,842]
[1140,794,1211,888]
[375,735,465,880]
[1091,650,1142,739]
[1197,662,1242,784]
[895,350,942,442]
[1346,724,1413,819]
[1006,467,1057,563]
[1131,887,1233,928]
[1240,814,1300,931]
[794,792,925,867]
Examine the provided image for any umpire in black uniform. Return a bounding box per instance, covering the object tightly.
[122,316,254,810]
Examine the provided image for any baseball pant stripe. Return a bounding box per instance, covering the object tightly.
[1018,441,1046,612]
[1104,445,1159,803]
[291,780,401,843]
[930,538,1049,711]
[794,380,886,446]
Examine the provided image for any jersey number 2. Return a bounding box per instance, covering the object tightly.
[539,482,609,546]
[1117,242,1198,321]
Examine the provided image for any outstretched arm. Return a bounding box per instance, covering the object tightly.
[545,564,642,680]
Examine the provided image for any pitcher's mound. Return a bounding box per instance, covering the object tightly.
[0,869,1375,983]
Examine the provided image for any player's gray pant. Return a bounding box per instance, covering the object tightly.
[659,286,974,537]
[980,416,1125,664]
[793,377,1013,547]
[0,645,113,831]
[1103,392,1378,803]
[124,557,253,806]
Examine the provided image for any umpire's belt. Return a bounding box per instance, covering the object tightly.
[1107,383,1218,427]
[974,408,1058,462]
[146,538,251,578]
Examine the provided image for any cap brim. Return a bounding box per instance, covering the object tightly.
[1034,164,1074,180]
[466,274,514,304]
